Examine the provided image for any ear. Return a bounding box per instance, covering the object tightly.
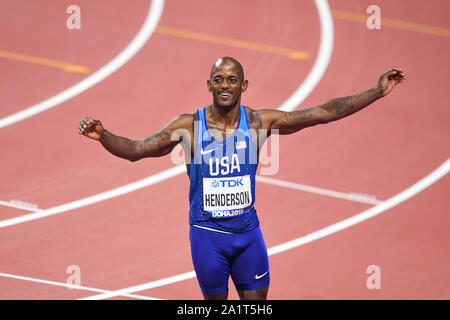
[207,80,212,92]
[241,79,248,92]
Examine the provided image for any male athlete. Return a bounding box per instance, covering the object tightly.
[78,57,405,300]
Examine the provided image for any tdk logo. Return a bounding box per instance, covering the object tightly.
[212,178,244,188]
[211,180,220,188]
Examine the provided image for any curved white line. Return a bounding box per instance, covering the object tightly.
[0,165,185,228]
[0,0,165,129]
[279,0,333,111]
[0,0,334,229]
[266,158,450,255]
[79,0,335,300]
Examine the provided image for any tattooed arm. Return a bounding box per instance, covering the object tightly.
[258,68,405,134]
[78,114,193,162]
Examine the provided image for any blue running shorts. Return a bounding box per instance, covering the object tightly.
[189,225,270,296]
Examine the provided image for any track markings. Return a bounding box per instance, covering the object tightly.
[1,0,333,299]
[0,0,165,129]
[79,271,196,300]
[0,272,161,300]
[80,158,450,300]
[331,9,450,38]
[78,0,450,299]
[0,50,90,73]
[6,0,447,301]
[0,0,333,228]
[155,26,310,60]
[0,200,42,212]
[0,173,380,228]
[0,165,186,229]
[2,0,447,300]
[256,176,382,204]
[0,24,310,76]
[76,0,335,299]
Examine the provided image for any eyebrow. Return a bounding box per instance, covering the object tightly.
[210,67,242,81]
[212,72,239,77]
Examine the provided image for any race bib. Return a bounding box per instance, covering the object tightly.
[203,175,252,216]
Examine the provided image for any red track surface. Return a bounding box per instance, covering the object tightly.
[0,0,449,299]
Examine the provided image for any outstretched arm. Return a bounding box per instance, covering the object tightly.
[259,67,405,134]
[78,114,193,162]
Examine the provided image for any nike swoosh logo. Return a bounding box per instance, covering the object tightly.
[200,148,216,155]
[255,271,269,280]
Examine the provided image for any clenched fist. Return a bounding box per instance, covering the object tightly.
[78,117,104,140]
[377,67,406,97]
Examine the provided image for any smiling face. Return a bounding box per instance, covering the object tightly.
[207,57,248,109]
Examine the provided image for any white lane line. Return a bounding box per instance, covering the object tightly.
[0,200,42,212]
[0,272,161,300]
[0,0,334,229]
[0,175,380,222]
[0,165,186,229]
[0,0,165,129]
[79,271,197,300]
[78,0,335,300]
[266,158,450,255]
[80,158,450,300]
[278,0,333,111]
[256,176,382,205]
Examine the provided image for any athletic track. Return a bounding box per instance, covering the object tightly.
[0,0,449,299]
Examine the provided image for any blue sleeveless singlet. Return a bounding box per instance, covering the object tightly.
[186,105,259,233]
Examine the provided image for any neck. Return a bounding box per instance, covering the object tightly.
[211,100,241,127]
